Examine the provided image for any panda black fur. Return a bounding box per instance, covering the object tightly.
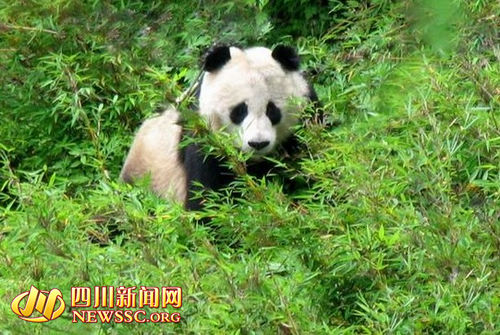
[120,45,320,210]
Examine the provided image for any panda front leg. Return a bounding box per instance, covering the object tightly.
[182,143,234,211]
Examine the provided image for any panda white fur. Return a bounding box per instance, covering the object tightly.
[120,45,320,210]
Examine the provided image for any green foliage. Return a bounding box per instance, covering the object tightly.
[1,0,498,333]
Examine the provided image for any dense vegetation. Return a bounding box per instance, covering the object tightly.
[1,0,498,333]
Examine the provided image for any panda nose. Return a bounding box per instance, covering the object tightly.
[248,141,270,150]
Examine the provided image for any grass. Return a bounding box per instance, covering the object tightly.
[0,0,498,333]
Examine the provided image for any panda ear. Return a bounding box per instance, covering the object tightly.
[204,45,231,72]
[272,45,300,71]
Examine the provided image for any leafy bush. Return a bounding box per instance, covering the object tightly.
[1,0,498,333]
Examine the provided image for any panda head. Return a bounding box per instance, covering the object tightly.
[198,45,311,155]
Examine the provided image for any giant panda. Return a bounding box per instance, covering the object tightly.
[120,45,320,210]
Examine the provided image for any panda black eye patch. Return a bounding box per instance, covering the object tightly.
[230,102,248,125]
[266,101,282,125]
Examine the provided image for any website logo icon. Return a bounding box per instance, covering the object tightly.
[11,286,65,322]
